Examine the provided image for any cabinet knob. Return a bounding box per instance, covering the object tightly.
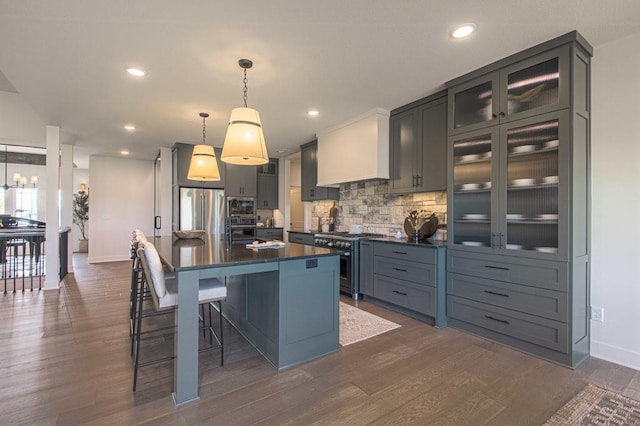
[492,113,497,119]
[500,112,506,117]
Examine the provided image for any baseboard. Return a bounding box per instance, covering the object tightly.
[591,340,640,371]
[87,255,130,263]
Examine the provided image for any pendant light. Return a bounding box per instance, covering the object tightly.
[187,112,221,181]
[221,59,269,165]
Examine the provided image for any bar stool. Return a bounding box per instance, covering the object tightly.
[133,241,226,391]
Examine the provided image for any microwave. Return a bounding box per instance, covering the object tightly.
[227,196,256,218]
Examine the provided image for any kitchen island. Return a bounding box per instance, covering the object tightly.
[152,235,341,406]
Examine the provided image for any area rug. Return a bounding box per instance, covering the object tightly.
[339,302,401,346]
[544,384,640,425]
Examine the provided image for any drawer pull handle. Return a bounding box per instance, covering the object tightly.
[485,315,510,325]
[484,265,510,271]
[392,267,408,272]
[392,251,407,255]
[392,290,408,296]
[484,290,510,298]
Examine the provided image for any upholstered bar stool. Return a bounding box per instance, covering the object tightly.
[133,241,226,391]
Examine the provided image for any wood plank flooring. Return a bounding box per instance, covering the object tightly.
[1,254,638,425]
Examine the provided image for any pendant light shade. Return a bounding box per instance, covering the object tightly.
[221,59,269,166]
[221,107,269,165]
[187,113,221,181]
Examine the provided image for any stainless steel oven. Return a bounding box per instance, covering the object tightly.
[225,216,257,244]
[313,232,382,299]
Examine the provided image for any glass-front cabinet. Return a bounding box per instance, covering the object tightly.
[449,111,568,260]
[449,45,570,136]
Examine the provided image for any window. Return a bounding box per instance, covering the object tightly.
[16,188,38,219]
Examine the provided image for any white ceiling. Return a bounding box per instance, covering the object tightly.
[1,0,639,167]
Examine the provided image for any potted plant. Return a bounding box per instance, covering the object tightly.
[73,189,89,252]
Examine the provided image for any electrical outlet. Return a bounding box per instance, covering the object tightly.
[591,307,604,322]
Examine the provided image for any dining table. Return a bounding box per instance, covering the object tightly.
[152,234,342,406]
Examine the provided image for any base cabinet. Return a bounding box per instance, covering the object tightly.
[364,241,446,327]
[287,231,314,246]
[256,228,283,241]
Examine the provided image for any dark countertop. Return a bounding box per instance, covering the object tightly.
[257,226,283,230]
[288,229,316,235]
[152,234,343,271]
[369,236,447,248]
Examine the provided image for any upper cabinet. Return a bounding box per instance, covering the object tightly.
[225,163,257,197]
[257,158,278,209]
[389,91,447,194]
[448,45,570,136]
[172,142,225,189]
[300,140,339,202]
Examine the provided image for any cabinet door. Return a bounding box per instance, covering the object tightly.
[359,241,373,296]
[301,142,317,201]
[418,97,447,192]
[500,110,569,260]
[225,163,257,197]
[499,45,570,124]
[448,127,499,250]
[257,174,278,209]
[389,109,419,193]
[448,73,500,136]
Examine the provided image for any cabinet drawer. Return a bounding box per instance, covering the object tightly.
[373,242,436,264]
[447,296,568,353]
[447,273,568,322]
[288,233,314,246]
[257,228,283,240]
[373,276,435,316]
[374,256,434,287]
[447,250,568,292]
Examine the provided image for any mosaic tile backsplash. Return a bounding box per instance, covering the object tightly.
[310,179,447,237]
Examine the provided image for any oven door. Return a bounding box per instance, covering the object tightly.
[229,225,257,243]
[339,251,353,295]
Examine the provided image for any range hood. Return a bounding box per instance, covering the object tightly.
[316,108,390,186]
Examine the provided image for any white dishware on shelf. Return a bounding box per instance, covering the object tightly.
[506,244,523,250]
[544,139,559,148]
[462,213,488,220]
[511,178,536,187]
[542,175,559,184]
[460,183,480,190]
[537,213,559,221]
[512,144,537,153]
[484,181,492,189]
[535,246,558,253]
[506,214,525,221]
[483,151,492,159]
[461,241,484,247]
[459,154,480,162]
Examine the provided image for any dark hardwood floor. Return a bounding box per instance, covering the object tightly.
[1,254,638,425]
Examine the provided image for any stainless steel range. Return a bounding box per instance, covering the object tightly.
[314,232,383,299]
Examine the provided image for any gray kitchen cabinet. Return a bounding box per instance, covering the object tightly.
[366,240,446,327]
[257,158,278,209]
[172,142,225,189]
[287,231,315,246]
[225,163,257,197]
[359,240,373,296]
[300,140,339,202]
[445,31,592,368]
[389,90,447,194]
[256,227,283,240]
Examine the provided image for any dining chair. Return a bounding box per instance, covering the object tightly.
[133,241,226,391]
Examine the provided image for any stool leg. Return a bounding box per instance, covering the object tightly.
[219,301,224,366]
[133,274,146,392]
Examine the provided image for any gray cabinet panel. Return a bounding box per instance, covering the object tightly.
[447,272,568,322]
[448,296,568,353]
[419,97,448,191]
[373,241,436,264]
[374,275,435,317]
[374,257,434,287]
[257,174,278,209]
[300,140,339,201]
[389,108,419,193]
[257,228,283,240]
[359,240,373,296]
[226,163,257,197]
[448,249,568,292]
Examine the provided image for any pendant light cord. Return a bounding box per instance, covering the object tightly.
[202,116,206,145]
[243,68,248,107]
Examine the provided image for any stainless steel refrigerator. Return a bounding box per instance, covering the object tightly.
[178,188,225,235]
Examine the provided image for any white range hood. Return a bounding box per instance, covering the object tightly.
[316,108,390,186]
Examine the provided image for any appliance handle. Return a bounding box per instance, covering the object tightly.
[154,216,161,229]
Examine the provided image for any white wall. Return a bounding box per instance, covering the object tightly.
[591,31,640,369]
[87,156,153,263]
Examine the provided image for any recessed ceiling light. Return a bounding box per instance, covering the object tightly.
[120,150,129,155]
[307,109,320,117]
[277,149,289,153]
[124,124,136,131]
[450,23,477,39]
[126,67,146,77]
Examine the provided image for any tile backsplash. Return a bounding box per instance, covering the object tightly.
[311,179,447,236]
